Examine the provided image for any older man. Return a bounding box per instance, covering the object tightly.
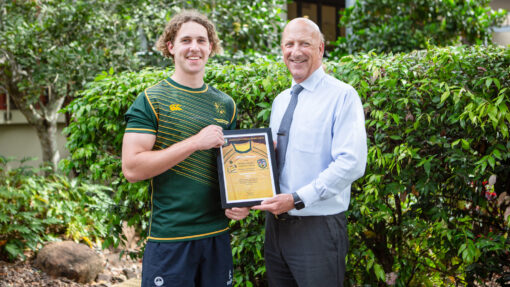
[253,18,367,287]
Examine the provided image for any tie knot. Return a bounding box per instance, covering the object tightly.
[291,84,304,96]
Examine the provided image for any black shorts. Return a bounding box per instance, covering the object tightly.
[141,233,233,287]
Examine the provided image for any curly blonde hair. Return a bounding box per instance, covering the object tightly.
[156,10,222,59]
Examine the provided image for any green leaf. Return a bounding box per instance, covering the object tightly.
[5,242,23,259]
[440,91,450,103]
[373,263,385,281]
[485,78,493,89]
[500,122,509,138]
[461,139,470,150]
[488,156,495,169]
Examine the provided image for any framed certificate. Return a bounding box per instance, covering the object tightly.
[217,128,280,208]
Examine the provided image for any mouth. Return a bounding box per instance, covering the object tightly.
[290,58,307,64]
[187,55,201,60]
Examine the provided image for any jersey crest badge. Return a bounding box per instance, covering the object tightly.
[169,104,182,111]
[214,102,226,115]
[257,159,267,169]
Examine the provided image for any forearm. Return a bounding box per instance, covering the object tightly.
[122,124,224,183]
[297,152,366,206]
[122,136,198,182]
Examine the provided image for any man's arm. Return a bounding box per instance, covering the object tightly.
[122,125,225,182]
[294,88,367,206]
[253,87,367,214]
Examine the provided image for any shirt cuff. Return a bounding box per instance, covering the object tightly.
[296,180,324,207]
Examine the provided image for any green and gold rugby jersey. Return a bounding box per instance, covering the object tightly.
[124,77,237,242]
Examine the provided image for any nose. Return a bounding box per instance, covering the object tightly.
[190,40,199,51]
[290,45,303,56]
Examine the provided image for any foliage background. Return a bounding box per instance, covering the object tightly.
[0,0,285,170]
[1,0,509,286]
[0,157,113,260]
[59,45,510,286]
[332,0,507,57]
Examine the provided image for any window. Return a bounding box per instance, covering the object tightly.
[287,0,346,50]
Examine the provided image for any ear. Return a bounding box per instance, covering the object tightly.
[208,42,213,56]
[319,41,325,56]
[167,41,175,56]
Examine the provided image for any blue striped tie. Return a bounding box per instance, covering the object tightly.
[276,84,304,175]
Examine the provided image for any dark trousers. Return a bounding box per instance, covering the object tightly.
[264,212,348,287]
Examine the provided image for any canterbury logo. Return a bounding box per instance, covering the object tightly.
[169,104,182,111]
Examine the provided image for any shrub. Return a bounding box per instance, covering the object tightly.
[329,44,510,285]
[63,45,510,286]
[0,157,113,261]
[333,0,507,57]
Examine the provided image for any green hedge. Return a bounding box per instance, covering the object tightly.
[332,0,506,56]
[62,45,510,286]
[0,157,113,260]
[332,45,510,285]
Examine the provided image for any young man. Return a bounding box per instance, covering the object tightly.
[252,18,368,287]
[122,10,249,287]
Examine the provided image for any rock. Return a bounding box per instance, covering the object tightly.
[35,241,105,283]
[113,274,127,283]
[123,268,137,279]
[105,252,123,268]
[96,272,112,283]
[110,266,124,277]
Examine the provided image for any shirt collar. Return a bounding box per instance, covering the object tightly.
[291,67,325,92]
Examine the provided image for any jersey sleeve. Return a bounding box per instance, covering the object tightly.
[124,91,158,134]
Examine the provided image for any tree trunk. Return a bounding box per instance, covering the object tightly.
[34,116,61,171]
[11,93,65,172]
[1,52,65,172]
[14,93,65,172]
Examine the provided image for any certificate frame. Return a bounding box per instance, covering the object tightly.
[217,128,280,208]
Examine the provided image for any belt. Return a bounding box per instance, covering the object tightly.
[274,212,303,221]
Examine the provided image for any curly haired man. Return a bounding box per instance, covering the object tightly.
[122,10,249,287]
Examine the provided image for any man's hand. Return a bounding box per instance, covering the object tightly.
[251,194,294,215]
[225,207,250,220]
[192,125,225,150]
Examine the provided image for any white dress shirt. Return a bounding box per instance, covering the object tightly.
[270,67,367,216]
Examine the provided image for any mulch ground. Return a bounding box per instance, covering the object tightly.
[0,249,142,287]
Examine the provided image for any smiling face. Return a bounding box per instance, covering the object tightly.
[167,21,212,78]
[281,19,324,83]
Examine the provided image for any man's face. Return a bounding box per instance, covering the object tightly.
[281,20,324,83]
[168,21,212,75]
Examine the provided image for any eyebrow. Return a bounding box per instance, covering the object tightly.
[283,39,310,44]
[179,35,208,39]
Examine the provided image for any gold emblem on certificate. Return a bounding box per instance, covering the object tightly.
[217,128,279,208]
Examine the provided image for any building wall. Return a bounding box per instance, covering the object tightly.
[0,110,69,168]
[491,0,510,46]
